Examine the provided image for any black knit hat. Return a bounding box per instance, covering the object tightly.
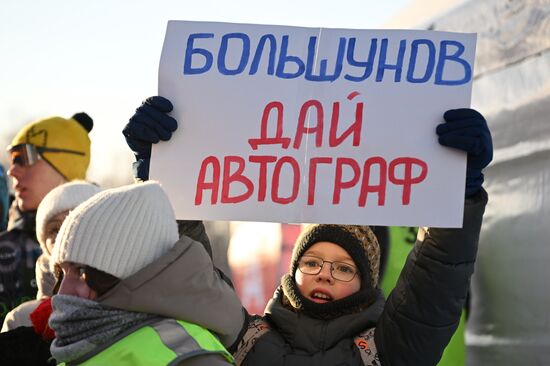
[281,224,381,319]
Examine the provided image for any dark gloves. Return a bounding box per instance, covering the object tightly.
[436,108,493,197]
[122,96,177,180]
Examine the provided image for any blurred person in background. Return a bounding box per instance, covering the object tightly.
[0,112,93,325]
[2,181,102,331]
[0,181,101,365]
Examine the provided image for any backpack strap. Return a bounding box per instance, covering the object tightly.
[234,316,271,366]
[354,327,380,365]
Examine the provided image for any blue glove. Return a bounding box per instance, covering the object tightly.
[122,96,177,180]
[436,108,493,197]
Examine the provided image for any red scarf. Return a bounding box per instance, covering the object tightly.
[30,297,56,340]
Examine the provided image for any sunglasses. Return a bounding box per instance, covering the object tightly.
[8,143,85,167]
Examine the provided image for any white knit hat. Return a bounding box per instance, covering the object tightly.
[51,181,178,279]
[36,181,102,254]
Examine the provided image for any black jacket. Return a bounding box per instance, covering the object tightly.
[375,189,487,365]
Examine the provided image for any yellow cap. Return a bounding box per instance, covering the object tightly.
[10,113,92,180]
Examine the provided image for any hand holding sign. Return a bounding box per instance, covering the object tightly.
[437,108,493,197]
[123,96,178,180]
[126,99,491,201]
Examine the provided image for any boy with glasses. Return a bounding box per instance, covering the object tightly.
[0,112,93,325]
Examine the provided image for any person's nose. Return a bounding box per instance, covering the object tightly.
[57,276,78,297]
[316,262,335,284]
[7,163,23,180]
[57,276,74,295]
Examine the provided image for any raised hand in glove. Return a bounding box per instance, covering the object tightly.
[122,96,177,180]
[436,108,493,197]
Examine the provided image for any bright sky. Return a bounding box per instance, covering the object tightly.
[0,0,411,187]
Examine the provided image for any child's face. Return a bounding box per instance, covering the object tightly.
[295,241,361,303]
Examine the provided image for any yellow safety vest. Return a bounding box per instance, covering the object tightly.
[58,318,234,365]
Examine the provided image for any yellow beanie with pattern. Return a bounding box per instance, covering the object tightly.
[10,113,93,180]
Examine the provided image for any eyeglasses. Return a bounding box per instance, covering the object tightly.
[7,143,85,167]
[297,255,358,282]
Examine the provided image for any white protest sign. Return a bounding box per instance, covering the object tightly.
[152,20,477,227]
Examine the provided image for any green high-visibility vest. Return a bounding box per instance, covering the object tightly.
[380,227,466,366]
[58,318,234,366]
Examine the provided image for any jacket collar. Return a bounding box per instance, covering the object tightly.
[7,202,36,234]
[264,286,384,352]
